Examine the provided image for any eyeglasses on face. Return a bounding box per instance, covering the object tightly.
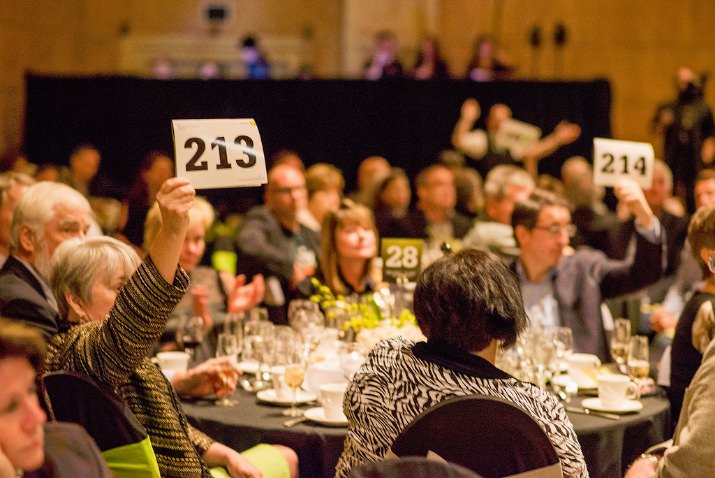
[532,223,577,237]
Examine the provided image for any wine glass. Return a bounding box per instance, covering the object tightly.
[627,335,650,383]
[611,318,631,372]
[244,319,275,391]
[177,315,204,361]
[214,333,239,406]
[552,327,574,375]
[283,348,307,417]
[339,342,364,382]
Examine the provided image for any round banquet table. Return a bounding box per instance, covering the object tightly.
[182,389,670,478]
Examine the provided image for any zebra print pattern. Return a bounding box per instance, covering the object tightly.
[335,337,589,478]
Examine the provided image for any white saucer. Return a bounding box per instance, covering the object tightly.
[582,397,643,414]
[256,389,317,406]
[238,361,259,375]
[303,407,348,427]
[552,374,597,390]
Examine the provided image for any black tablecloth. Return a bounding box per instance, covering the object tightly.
[183,389,670,478]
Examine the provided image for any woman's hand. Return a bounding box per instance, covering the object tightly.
[149,178,196,283]
[156,177,195,237]
[203,443,263,478]
[228,274,264,314]
[172,357,240,398]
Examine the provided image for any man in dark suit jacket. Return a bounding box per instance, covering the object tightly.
[382,164,471,242]
[237,164,320,324]
[512,180,664,361]
[0,182,92,338]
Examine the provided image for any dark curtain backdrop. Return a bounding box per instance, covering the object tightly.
[24,75,610,214]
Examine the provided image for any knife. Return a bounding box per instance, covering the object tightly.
[566,406,621,420]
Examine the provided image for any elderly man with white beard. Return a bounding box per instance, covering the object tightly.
[0,182,92,338]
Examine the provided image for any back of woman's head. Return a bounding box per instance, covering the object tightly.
[414,249,527,351]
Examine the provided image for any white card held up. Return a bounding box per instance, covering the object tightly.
[493,118,542,159]
[172,119,267,189]
[593,138,654,189]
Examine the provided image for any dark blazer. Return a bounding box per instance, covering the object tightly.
[236,205,320,323]
[0,256,60,338]
[24,422,112,478]
[515,232,663,361]
[381,208,472,240]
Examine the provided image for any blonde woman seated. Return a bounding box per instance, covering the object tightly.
[144,196,264,361]
[44,178,297,478]
[298,199,380,298]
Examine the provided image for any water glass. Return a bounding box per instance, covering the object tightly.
[214,333,239,406]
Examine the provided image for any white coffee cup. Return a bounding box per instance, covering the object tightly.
[156,351,190,380]
[270,365,292,400]
[319,383,347,421]
[567,353,601,389]
[597,374,640,409]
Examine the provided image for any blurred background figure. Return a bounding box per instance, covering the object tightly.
[372,167,412,238]
[118,150,175,249]
[652,66,715,213]
[298,163,345,233]
[411,35,449,80]
[239,35,271,80]
[349,156,391,208]
[466,34,514,81]
[364,30,403,80]
[0,172,34,267]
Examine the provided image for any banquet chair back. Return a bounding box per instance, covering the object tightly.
[389,395,562,478]
[350,457,483,477]
[40,370,161,478]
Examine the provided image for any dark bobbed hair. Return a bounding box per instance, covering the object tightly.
[413,249,528,351]
[511,188,572,238]
[0,318,46,372]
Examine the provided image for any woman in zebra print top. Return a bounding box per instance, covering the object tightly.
[335,249,588,477]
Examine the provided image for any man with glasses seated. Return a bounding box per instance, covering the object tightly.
[512,178,664,360]
[237,163,320,324]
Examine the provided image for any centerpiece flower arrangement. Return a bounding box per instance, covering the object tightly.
[309,278,425,351]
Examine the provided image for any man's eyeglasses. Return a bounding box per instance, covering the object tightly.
[533,223,577,237]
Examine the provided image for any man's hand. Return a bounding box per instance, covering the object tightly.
[172,357,240,398]
[614,177,655,228]
[228,274,264,313]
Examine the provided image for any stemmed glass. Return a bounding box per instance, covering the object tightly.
[627,335,650,384]
[611,318,631,372]
[283,347,307,417]
[177,315,204,361]
[214,333,239,406]
[244,319,274,391]
[553,327,574,375]
[288,300,325,359]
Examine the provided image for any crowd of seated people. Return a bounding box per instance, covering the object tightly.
[2,67,715,476]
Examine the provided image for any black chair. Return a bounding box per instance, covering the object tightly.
[350,457,483,478]
[40,370,161,478]
[389,395,563,478]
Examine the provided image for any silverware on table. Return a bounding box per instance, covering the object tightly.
[565,406,621,421]
[283,416,307,428]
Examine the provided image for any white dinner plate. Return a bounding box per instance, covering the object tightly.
[581,397,643,414]
[238,361,259,375]
[256,389,317,406]
[303,407,348,427]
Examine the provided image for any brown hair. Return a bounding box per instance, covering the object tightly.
[688,203,715,276]
[319,199,378,295]
[0,318,46,372]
